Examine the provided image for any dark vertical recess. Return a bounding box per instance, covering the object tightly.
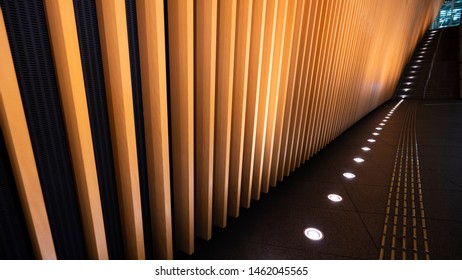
[73,0,124,259]
[0,0,87,259]
[125,0,154,259]
[163,0,177,251]
[0,130,35,259]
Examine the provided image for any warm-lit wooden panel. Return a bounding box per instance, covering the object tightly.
[43,0,108,260]
[0,8,56,260]
[194,0,217,239]
[310,0,336,158]
[270,0,298,186]
[95,0,145,259]
[285,0,311,175]
[321,1,350,151]
[329,0,358,144]
[277,0,307,181]
[241,0,267,208]
[251,0,278,199]
[262,0,289,191]
[319,0,344,153]
[136,0,173,260]
[228,0,253,217]
[167,0,195,254]
[214,0,236,228]
[299,0,324,163]
[291,0,318,170]
[304,0,328,160]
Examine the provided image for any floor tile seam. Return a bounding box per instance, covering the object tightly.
[337,170,382,253]
[294,203,390,216]
[316,251,368,260]
[413,102,431,259]
[263,238,377,260]
[419,168,462,191]
[424,217,462,224]
[231,239,315,255]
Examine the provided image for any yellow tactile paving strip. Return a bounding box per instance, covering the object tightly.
[379,101,430,260]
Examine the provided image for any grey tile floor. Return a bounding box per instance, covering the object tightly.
[175,98,462,260]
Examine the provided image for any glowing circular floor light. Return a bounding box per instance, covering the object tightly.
[373,132,379,136]
[362,147,371,151]
[367,139,376,143]
[328,194,343,202]
[353,157,364,163]
[304,228,324,241]
[343,172,356,179]
[376,127,382,131]
[380,123,385,126]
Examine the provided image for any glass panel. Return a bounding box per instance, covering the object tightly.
[430,0,462,30]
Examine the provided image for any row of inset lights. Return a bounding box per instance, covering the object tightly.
[305,100,404,241]
[405,36,432,98]
[341,99,403,181]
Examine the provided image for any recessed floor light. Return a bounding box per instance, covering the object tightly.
[380,123,385,126]
[304,228,324,241]
[376,127,382,130]
[354,157,364,163]
[362,147,371,151]
[385,116,390,119]
[343,172,356,179]
[367,139,376,143]
[383,119,387,122]
[407,76,415,79]
[411,66,419,68]
[328,194,343,202]
[373,132,379,136]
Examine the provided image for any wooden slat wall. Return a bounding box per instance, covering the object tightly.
[95,0,145,259]
[0,7,56,260]
[167,0,195,255]
[228,0,253,218]
[0,0,443,259]
[194,0,217,239]
[261,0,289,191]
[270,0,298,187]
[241,0,267,208]
[135,0,173,260]
[214,0,237,228]
[43,0,108,260]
